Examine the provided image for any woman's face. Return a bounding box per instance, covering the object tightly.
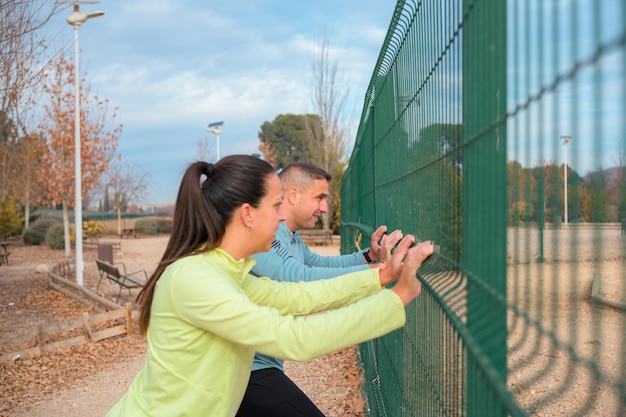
[253,174,286,252]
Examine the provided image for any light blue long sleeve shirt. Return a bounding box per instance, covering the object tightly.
[250,222,370,371]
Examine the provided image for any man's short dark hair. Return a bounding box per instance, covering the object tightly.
[279,162,331,191]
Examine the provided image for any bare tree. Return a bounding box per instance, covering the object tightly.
[105,159,149,236]
[307,33,350,230]
[196,136,212,162]
[1,1,61,132]
[0,1,62,223]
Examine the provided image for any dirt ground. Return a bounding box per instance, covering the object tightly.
[0,236,365,417]
[1,228,624,416]
[504,227,626,417]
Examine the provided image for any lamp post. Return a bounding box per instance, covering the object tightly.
[66,3,104,286]
[560,135,571,225]
[207,121,224,161]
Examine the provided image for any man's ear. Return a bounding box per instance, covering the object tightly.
[286,187,299,205]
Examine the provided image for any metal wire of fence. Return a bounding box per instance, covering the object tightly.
[341,1,626,416]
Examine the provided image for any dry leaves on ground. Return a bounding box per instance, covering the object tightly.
[0,335,146,416]
[0,247,147,416]
[286,347,367,417]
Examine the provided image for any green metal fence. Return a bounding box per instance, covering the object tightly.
[341,1,626,416]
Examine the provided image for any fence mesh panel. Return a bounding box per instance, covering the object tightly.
[341,1,626,416]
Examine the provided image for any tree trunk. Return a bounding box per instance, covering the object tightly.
[62,201,71,257]
[24,178,31,228]
[117,204,122,236]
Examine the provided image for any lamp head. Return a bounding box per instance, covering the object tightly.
[86,10,105,18]
[66,4,104,27]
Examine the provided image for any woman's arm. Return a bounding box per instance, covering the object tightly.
[243,268,381,315]
[168,237,432,362]
[171,265,405,362]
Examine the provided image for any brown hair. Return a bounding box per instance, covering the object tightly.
[136,155,275,334]
[278,162,331,192]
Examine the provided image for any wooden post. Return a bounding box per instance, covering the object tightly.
[82,311,92,342]
[125,302,133,337]
[36,323,46,355]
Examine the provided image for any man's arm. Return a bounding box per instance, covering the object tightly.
[301,227,403,268]
[300,242,369,268]
[251,240,369,283]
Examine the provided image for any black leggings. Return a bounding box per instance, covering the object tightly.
[236,368,326,417]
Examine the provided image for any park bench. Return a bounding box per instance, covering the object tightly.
[298,229,333,246]
[119,228,139,239]
[0,242,11,265]
[95,259,147,303]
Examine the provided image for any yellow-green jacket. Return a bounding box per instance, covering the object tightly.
[106,248,405,417]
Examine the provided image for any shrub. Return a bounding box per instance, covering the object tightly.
[46,223,67,250]
[23,219,59,246]
[509,201,535,225]
[83,220,104,238]
[0,198,24,238]
[156,218,173,234]
[22,227,44,245]
[135,218,159,235]
[31,219,58,236]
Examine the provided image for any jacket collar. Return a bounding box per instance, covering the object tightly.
[276,222,297,244]
[204,248,257,282]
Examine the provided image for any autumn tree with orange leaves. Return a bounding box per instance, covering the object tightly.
[39,55,121,256]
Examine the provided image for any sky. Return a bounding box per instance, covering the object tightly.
[505,0,626,176]
[44,1,397,205]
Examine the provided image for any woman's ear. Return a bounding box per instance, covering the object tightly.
[239,203,255,228]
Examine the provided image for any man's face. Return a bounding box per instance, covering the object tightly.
[292,179,329,229]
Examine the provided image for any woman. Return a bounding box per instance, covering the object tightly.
[107,155,433,417]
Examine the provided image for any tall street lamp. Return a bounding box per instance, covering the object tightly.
[207,121,224,161]
[66,2,104,286]
[560,135,571,225]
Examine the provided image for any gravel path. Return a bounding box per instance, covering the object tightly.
[11,346,364,417]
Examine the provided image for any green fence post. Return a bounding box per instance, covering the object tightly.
[463,0,508,416]
[538,172,545,263]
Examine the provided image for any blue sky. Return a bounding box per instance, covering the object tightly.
[44,1,396,205]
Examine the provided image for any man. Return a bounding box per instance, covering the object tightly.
[236,162,401,417]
